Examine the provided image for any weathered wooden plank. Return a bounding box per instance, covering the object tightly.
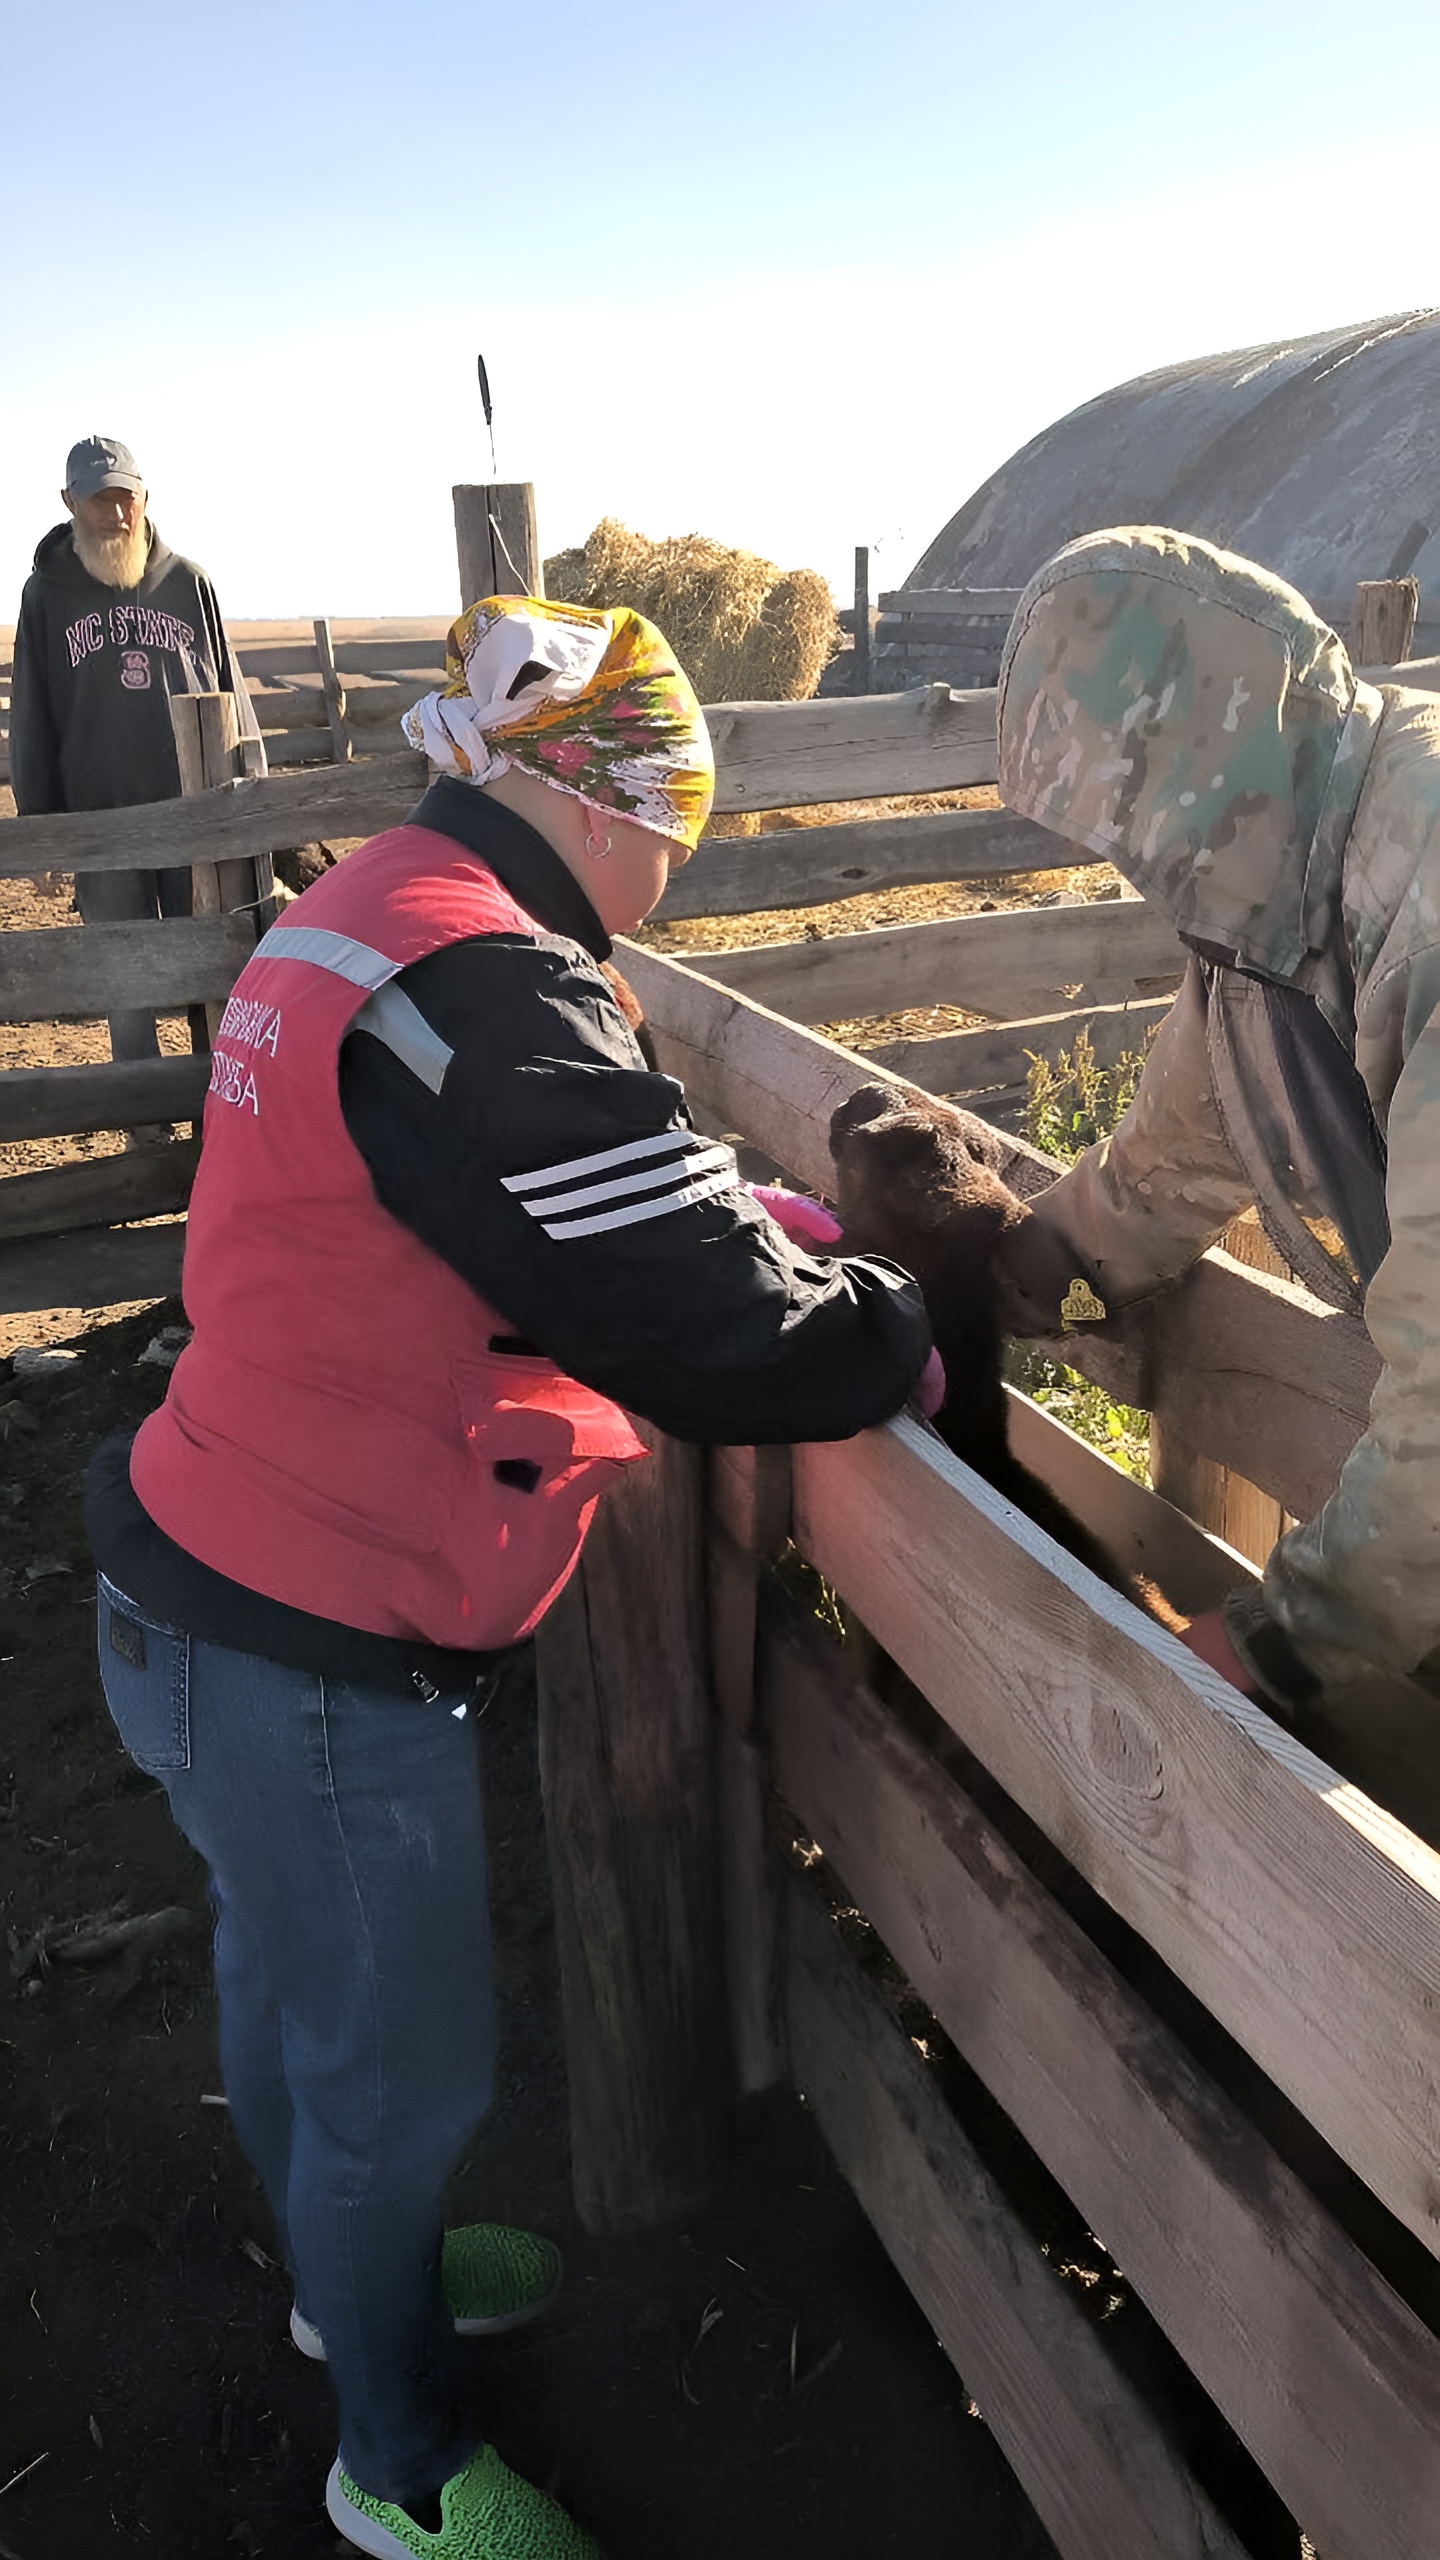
[689,899,1184,1024]
[248,678,435,734]
[868,591,1402,635]
[249,684,330,732]
[1147,1254,1378,1521]
[0,1218,185,1316]
[773,1609,1440,2560]
[1004,1387,1253,1618]
[1056,1254,1375,1533]
[0,754,427,877]
[0,915,256,1023]
[709,1524,785,2092]
[0,1054,210,1143]
[706,685,998,810]
[454,482,542,609]
[534,1421,730,2233]
[0,1140,200,1242]
[618,943,894,1198]
[235,637,447,680]
[784,1879,1252,2560]
[709,1441,793,1560]
[852,545,873,693]
[1350,579,1418,668]
[657,807,1081,921]
[228,612,449,644]
[871,996,1171,1096]
[259,726,363,769]
[616,940,1052,1192]
[313,618,353,766]
[1148,1409,1289,1575]
[790,1409,1440,2255]
[0,689,1002,875]
[876,588,1024,617]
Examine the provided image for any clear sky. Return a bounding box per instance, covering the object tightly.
[4,0,1439,619]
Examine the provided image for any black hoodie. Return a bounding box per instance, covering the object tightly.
[10,521,258,814]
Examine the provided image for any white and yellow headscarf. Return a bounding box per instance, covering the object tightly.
[402,595,714,852]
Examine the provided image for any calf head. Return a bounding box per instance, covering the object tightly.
[829,1083,1180,1629]
[828,1084,1076,1347]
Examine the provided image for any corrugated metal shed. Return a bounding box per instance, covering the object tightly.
[908,308,1440,603]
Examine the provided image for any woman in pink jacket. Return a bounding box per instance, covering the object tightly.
[87,598,938,2560]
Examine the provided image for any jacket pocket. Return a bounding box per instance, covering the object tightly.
[96,1575,191,1774]
[453,1354,647,1494]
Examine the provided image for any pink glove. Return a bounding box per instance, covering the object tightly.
[745,1183,844,1248]
[912,1348,947,1418]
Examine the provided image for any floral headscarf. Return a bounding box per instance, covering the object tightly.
[401,595,714,851]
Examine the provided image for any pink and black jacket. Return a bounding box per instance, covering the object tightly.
[109,784,929,1669]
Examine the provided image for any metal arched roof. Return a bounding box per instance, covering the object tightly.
[907,309,1440,601]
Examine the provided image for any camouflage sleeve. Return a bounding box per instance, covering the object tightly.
[1263,962,1440,1685]
[1022,956,1255,1309]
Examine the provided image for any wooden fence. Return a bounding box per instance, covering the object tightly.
[0,618,449,787]
[0,679,1189,1317]
[860,581,1440,694]
[608,940,1440,2560]
[0,667,1377,1565]
[2,670,1438,2554]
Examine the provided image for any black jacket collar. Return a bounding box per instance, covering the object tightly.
[409,776,612,962]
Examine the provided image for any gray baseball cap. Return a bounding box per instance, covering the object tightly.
[65,435,144,498]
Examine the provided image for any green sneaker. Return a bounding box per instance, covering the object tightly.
[291,2225,563,2361]
[326,2444,601,2558]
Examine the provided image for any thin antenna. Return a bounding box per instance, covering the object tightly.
[488,510,525,589]
[477,353,498,477]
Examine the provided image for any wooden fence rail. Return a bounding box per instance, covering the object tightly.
[0,619,451,785]
[687,895,1184,1024]
[655,806,1072,919]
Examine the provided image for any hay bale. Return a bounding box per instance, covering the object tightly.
[544,519,840,704]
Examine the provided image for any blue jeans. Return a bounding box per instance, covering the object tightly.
[95,1574,497,2507]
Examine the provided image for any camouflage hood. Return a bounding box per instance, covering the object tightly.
[996,527,1385,988]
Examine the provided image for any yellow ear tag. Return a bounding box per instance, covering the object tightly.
[1060,1278,1107,1329]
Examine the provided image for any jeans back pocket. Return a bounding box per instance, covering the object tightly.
[96,1574,191,1774]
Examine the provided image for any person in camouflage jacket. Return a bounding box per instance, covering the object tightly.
[996,525,1440,1719]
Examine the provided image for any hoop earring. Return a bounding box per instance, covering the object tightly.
[584,820,612,860]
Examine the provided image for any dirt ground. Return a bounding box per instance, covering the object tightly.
[0,1303,1069,2560]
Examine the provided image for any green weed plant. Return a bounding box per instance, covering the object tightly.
[1012,1024,1154,1482]
[1023,1024,1148,1166]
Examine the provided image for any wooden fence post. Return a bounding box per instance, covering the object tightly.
[534,1420,731,2233]
[1147,1213,1293,1568]
[853,545,873,695]
[170,693,275,1045]
[453,484,543,610]
[709,1444,793,2093]
[1349,577,1418,667]
[312,617,353,764]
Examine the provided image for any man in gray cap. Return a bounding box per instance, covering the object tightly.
[10,436,263,1060]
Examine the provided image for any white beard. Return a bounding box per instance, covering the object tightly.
[71,515,151,589]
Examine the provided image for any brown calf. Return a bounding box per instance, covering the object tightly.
[829,1084,1182,1629]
